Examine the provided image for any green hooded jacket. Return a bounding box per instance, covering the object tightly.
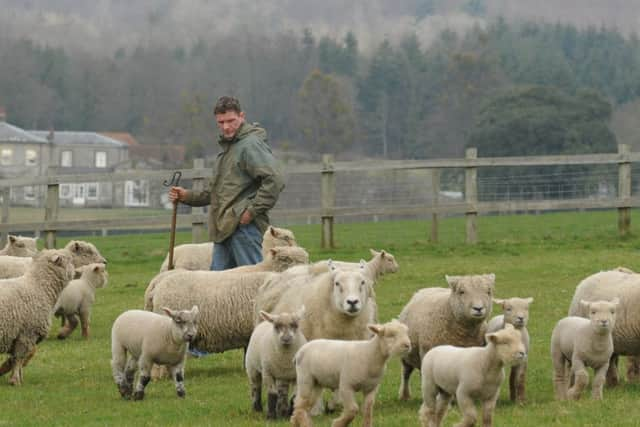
[183,122,284,243]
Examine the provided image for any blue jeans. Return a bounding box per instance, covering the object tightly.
[210,223,263,271]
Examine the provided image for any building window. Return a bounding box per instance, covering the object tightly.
[23,186,35,201]
[59,184,72,199]
[25,149,37,166]
[86,183,98,199]
[95,151,107,168]
[1,148,13,165]
[61,150,73,167]
[125,180,150,207]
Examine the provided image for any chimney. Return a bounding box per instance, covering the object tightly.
[0,106,6,122]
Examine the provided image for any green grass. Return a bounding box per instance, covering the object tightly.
[3,210,640,426]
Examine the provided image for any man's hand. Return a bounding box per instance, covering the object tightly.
[169,186,187,203]
[239,209,253,225]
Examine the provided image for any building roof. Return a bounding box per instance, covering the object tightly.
[0,122,49,144]
[99,132,138,146]
[30,131,127,147]
[129,144,185,166]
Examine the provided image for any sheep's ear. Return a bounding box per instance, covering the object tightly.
[368,324,383,336]
[190,305,199,316]
[295,305,306,320]
[486,273,496,286]
[525,297,534,305]
[445,275,458,291]
[369,248,379,256]
[270,248,278,257]
[269,226,277,237]
[380,250,387,258]
[492,298,504,306]
[486,332,500,345]
[9,235,16,243]
[74,241,81,252]
[260,311,274,323]
[93,265,101,273]
[161,307,175,317]
[580,300,591,311]
[51,254,62,265]
[610,297,620,306]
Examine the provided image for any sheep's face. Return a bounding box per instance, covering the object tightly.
[331,270,371,317]
[265,226,297,248]
[447,274,495,322]
[369,320,411,358]
[269,247,310,272]
[487,324,526,365]
[495,297,533,328]
[370,249,399,275]
[5,235,38,256]
[164,306,200,343]
[582,299,619,334]
[65,240,107,267]
[262,306,306,347]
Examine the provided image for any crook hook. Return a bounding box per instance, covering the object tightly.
[163,171,182,187]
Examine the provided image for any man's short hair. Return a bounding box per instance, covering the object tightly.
[214,96,242,115]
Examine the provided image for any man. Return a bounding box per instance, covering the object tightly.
[169,96,284,270]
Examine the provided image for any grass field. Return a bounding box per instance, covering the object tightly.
[3,210,640,426]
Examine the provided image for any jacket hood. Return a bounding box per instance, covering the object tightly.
[218,122,267,146]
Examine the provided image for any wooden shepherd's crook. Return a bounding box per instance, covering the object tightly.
[163,171,182,270]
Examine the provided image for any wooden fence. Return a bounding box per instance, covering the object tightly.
[1,144,639,249]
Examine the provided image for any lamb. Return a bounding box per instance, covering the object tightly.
[0,239,106,279]
[568,269,640,386]
[419,324,526,427]
[53,263,109,340]
[246,306,307,419]
[310,249,399,281]
[144,246,309,312]
[0,235,38,257]
[0,249,75,385]
[159,225,297,271]
[486,297,533,403]
[110,306,199,400]
[551,299,619,400]
[291,319,411,427]
[398,273,495,401]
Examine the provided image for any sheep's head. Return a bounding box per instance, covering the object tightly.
[581,298,619,335]
[268,246,310,272]
[369,249,399,275]
[260,306,306,347]
[486,323,526,366]
[34,249,74,283]
[447,273,495,322]
[4,235,38,257]
[331,270,371,317]
[78,263,109,289]
[493,297,533,329]
[65,240,107,268]
[264,226,297,249]
[163,305,199,343]
[369,320,411,358]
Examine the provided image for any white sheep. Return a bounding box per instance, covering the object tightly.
[398,273,495,401]
[159,225,297,271]
[486,296,533,402]
[0,239,106,279]
[291,319,411,427]
[53,263,108,339]
[310,249,399,281]
[551,299,619,400]
[419,324,526,427]
[110,306,199,400]
[0,249,75,385]
[0,235,38,257]
[568,269,640,386]
[246,306,307,419]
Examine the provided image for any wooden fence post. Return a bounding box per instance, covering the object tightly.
[44,183,59,249]
[618,143,631,236]
[191,158,207,243]
[430,169,440,243]
[465,148,478,244]
[321,154,335,249]
[0,187,9,248]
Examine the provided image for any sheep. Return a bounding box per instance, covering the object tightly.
[291,319,411,427]
[144,246,309,312]
[551,299,619,401]
[310,249,399,281]
[111,306,199,400]
[0,239,106,280]
[159,225,297,271]
[486,297,533,403]
[568,269,640,386]
[419,324,526,427]
[53,263,108,340]
[0,235,38,257]
[246,306,307,419]
[0,249,75,385]
[398,273,495,401]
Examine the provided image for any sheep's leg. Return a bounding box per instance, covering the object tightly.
[133,357,153,401]
[79,309,90,339]
[591,362,609,400]
[551,352,568,400]
[567,359,588,400]
[361,387,378,427]
[419,374,441,427]
[455,392,478,427]
[331,387,358,427]
[264,374,277,419]
[399,358,414,400]
[151,363,170,380]
[8,358,25,386]
[606,354,619,387]
[122,357,137,398]
[248,369,263,412]
[0,356,15,376]
[481,391,499,427]
[169,363,186,398]
[627,356,640,383]
[57,314,78,339]
[291,384,321,427]
[275,380,291,418]
[514,362,527,403]
[7,337,33,386]
[433,393,452,427]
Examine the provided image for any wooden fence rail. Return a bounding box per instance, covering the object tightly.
[0,144,636,249]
